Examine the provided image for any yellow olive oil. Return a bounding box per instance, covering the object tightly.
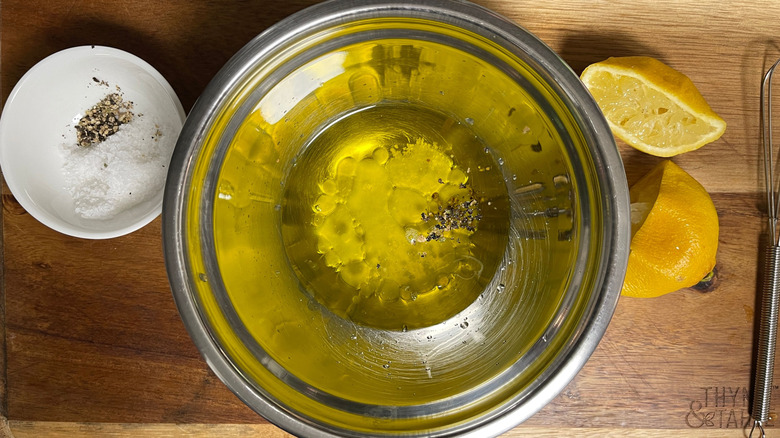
[207,31,584,427]
[281,104,509,330]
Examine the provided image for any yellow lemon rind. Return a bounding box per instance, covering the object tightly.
[620,161,719,298]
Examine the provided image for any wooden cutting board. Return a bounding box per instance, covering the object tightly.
[2,0,779,436]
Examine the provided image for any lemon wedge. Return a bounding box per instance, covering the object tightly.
[622,160,719,298]
[581,56,726,157]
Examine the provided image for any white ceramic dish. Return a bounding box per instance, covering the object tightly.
[0,45,185,239]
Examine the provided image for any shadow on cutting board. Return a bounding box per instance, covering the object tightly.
[558,31,665,75]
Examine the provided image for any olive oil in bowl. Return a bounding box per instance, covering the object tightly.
[281,103,509,330]
[185,10,621,431]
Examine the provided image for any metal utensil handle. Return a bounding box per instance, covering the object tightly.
[753,244,780,424]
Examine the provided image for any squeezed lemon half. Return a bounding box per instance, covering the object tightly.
[581,56,726,157]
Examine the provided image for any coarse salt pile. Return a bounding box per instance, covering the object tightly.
[61,114,178,219]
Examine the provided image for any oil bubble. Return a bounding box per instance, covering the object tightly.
[372,147,390,165]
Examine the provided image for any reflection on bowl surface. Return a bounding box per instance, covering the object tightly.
[164,1,629,436]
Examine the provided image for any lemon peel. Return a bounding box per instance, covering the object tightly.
[621,160,718,298]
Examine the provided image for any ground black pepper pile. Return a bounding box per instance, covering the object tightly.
[421,188,481,241]
[76,93,134,147]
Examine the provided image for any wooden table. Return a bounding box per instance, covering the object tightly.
[1,0,778,436]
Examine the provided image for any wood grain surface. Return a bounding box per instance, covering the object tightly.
[2,0,780,436]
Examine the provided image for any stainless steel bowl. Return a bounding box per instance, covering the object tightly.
[163,0,630,436]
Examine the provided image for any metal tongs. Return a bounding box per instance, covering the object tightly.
[752,57,780,438]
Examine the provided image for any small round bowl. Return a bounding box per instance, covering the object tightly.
[0,46,185,239]
[165,0,630,436]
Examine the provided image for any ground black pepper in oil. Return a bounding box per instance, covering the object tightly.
[421,183,482,242]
